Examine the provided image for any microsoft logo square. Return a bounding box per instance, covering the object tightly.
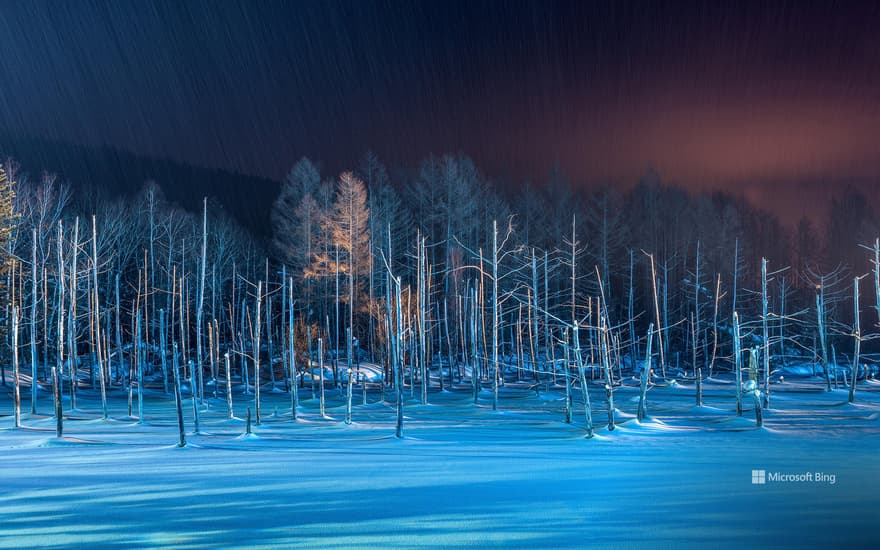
[752,470,766,484]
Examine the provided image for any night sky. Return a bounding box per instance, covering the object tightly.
[2,0,880,223]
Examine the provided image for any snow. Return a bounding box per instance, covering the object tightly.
[1,371,878,548]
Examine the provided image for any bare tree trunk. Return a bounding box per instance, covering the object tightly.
[637,324,653,422]
[753,387,763,427]
[874,238,880,323]
[160,309,168,397]
[850,276,860,404]
[544,251,552,385]
[281,268,288,391]
[573,324,593,438]
[308,325,314,397]
[394,276,404,437]
[563,328,572,423]
[224,351,234,419]
[419,236,428,404]
[647,253,666,378]
[30,231,38,414]
[172,342,186,447]
[531,250,539,388]
[471,288,479,404]
[689,313,697,378]
[207,322,215,399]
[334,245,340,389]
[195,198,207,404]
[53,366,62,438]
[13,306,21,427]
[68,218,78,410]
[345,333,353,425]
[136,312,144,423]
[696,368,703,407]
[318,337,326,417]
[443,299,452,391]
[628,250,637,372]
[732,239,739,319]
[710,274,720,377]
[254,280,262,425]
[761,258,770,408]
[57,221,65,412]
[43,267,48,384]
[778,276,786,367]
[817,283,831,392]
[693,240,701,378]
[600,314,615,431]
[734,312,742,416]
[289,276,298,420]
[115,273,122,385]
[268,294,276,389]
[492,221,499,411]
[92,217,107,419]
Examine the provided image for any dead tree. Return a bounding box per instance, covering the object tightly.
[761,258,770,408]
[733,312,743,416]
[92,216,107,419]
[225,352,234,419]
[30,230,37,414]
[172,342,186,447]
[637,323,653,422]
[67,218,78,411]
[12,306,20,428]
[850,276,861,404]
[195,198,207,403]
[289,276,299,420]
[254,280,262,425]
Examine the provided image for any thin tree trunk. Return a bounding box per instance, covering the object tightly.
[696,368,703,407]
[173,342,186,447]
[734,311,743,416]
[345,329,353,425]
[53,366,62,438]
[12,306,21,427]
[600,314,615,431]
[115,273,122,385]
[289,276,298,420]
[647,253,665,378]
[471,288,479,404]
[761,258,770,408]
[710,274,720,377]
[637,324,653,421]
[573,324,593,438]
[850,276,860,404]
[817,284,831,392]
[92,216,107,419]
[394,276,404,437]
[564,329,572,423]
[254,280,262,425]
[318,337,326,417]
[195,198,207,403]
[492,221,500,411]
[225,351,234,419]
[160,309,168,397]
[30,231,38,414]
[68,218,78,410]
[57,221,65,413]
[137,311,144,423]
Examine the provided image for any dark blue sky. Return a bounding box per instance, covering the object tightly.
[2,0,879,221]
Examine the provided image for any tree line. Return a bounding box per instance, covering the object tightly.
[0,150,877,439]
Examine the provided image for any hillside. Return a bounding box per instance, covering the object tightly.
[0,135,280,238]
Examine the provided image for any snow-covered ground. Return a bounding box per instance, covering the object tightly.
[1,371,878,548]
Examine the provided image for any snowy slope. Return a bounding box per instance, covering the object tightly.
[1,374,878,548]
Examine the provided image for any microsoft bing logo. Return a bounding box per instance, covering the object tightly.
[752,470,766,484]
